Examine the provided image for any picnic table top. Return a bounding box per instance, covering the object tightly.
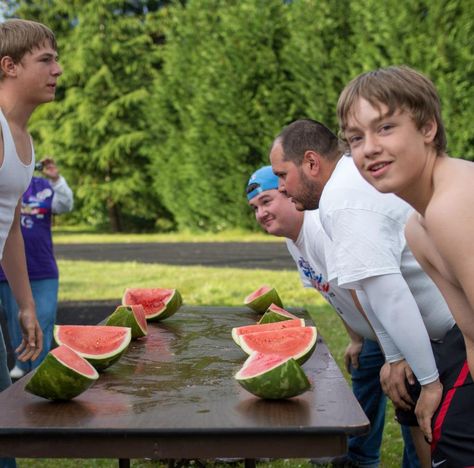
[0,305,369,459]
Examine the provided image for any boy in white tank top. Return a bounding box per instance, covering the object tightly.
[0,19,62,400]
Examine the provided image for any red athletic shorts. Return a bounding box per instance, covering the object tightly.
[394,325,474,466]
[430,325,474,467]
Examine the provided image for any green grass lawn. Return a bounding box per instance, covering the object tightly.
[17,233,404,467]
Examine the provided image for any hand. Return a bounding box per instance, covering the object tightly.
[415,380,443,443]
[380,360,416,410]
[41,158,60,182]
[16,306,43,362]
[344,338,364,373]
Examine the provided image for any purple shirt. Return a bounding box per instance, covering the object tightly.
[0,177,58,281]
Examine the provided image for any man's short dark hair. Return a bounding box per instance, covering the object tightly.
[276,119,341,165]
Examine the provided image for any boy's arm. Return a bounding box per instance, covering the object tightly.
[0,201,42,361]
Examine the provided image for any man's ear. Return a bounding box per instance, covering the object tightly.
[422,118,437,144]
[0,56,17,77]
[303,150,321,175]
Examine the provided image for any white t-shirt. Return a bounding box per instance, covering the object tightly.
[319,155,455,385]
[286,210,377,341]
[0,109,34,260]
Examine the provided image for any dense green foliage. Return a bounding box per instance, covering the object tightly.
[9,0,474,231]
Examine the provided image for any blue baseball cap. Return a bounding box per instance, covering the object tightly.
[246,165,279,201]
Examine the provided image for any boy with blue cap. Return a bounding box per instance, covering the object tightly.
[246,166,419,468]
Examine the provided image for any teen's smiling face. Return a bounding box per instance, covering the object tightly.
[16,40,62,105]
[345,98,437,198]
[249,189,302,240]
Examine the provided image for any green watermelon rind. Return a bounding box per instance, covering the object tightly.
[147,289,183,322]
[239,326,318,365]
[105,305,147,339]
[258,304,299,324]
[244,287,283,313]
[235,355,310,399]
[53,325,132,372]
[25,349,99,401]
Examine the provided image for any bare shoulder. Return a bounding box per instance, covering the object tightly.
[424,158,474,262]
[427,157,474,224]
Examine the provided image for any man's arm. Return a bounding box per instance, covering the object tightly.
[51,176,73,214]
[361,273,442,442]
[42,159,74,214]
[0,202,42,361]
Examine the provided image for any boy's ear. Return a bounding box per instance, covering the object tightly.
[0,56,17,77]
[421,118,437,144]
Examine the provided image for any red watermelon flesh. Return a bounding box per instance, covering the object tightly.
[237,352,288,378]
[130,304,147,332]
[50,345,97,377]
[245,285,272,301]
[55,325,130,355]
[239,326,317,365]
[122,288,174,317]
[267,304,298,319]
[54,325,132,371]
[232,318,305,345]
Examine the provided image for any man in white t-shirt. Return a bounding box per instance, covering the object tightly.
[246,165,420,468]
[270,119,458,463]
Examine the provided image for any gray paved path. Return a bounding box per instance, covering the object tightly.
[55,241,295,270]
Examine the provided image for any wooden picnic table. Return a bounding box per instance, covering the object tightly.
[0,305,369,466]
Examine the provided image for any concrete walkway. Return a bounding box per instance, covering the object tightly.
[55,241,295,270]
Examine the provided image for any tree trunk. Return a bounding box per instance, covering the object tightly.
[107,200,123,232]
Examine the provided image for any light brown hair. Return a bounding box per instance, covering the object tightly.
[0,19,57,79]
[337,65,446,154]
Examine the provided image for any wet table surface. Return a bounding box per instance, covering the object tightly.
[0,306,369,460]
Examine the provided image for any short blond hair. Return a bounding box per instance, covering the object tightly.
[337,65,446,154]
[0,19,57,79]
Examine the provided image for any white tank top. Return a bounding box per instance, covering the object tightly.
[0,108,34,260]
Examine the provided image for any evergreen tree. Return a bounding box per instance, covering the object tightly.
[347,0,473,159]
[279,0,353,131]
[150,0,291,231]
[18,0,169,230]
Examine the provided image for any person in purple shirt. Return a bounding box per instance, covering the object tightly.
[0,158,73,379]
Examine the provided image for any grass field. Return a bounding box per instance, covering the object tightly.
[17,231,403,467]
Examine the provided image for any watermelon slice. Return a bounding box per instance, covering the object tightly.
[122,287,182,321]
[258,303,299,324]
[25,345,99,401]
[106,305,147,339]
[239,326,317,365]
[235,352,310,399]
[244,285,283,313]
[231,318,305,346]
[54,325,132,371]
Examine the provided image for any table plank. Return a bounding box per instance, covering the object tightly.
[0,306,369,459]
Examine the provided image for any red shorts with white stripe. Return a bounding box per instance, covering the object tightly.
[431,325,474,467]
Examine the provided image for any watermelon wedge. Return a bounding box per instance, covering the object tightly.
[235,352,310,399]
[106,305,147,339]
[25,345,99,401]
[244,285,283,313]
[258,303,299,324]
[239,326,317,365]
[231,318,305,346]
[54,325,132,371]
[122,287,182,321]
